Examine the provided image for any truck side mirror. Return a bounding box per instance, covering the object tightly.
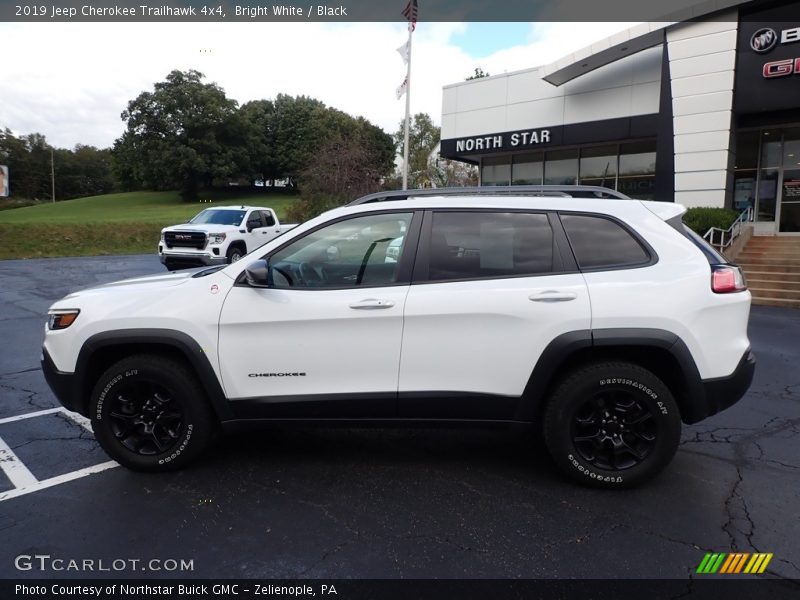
[244,259,273,288]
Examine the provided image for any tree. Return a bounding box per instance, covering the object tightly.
[465,67,490,80]
[270,94,332,184]
[288,115,395,222]
[239,99,278,185]
[0,129,116,200]
[114,69,244,200]
[427,158,479,188]
[394,113,440,188]
[0,130,52,200]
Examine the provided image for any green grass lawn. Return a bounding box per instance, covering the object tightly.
[0,189,297,224]
[0,189,299,260]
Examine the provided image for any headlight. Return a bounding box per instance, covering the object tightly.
[48,309,80,330]
[210,233,227,244]
[160,231,166,242]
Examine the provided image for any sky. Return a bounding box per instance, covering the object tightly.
[0,21,634,149]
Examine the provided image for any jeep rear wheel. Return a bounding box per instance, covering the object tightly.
[543,361,681,488]
[90,355,215,471]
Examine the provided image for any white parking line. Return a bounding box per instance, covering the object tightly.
[0,435,38,488]
[0,407,119,503]
[0,461,118,502]
[0,407,64,425]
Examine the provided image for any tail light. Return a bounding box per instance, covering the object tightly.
[711,265,747,294]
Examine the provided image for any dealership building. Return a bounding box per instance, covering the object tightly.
[440,0,800,234]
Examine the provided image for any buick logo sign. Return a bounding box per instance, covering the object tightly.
[751,28,778,53]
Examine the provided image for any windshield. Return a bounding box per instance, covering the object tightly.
[190,209,246,226]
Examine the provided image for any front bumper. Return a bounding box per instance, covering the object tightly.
[159,252,227,267]
[697,349,756,421]
[40,347,86,416]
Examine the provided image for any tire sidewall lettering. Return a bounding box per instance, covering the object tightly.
[158,424,193,465]
[95,369,191,461]
[95,369,139,421]
[567,453,623,484]
[598,377,661,405]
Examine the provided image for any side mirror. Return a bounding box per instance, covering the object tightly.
[244,259,273,288]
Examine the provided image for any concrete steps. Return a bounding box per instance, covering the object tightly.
[738,236,800,309]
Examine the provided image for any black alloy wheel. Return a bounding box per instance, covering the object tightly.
[570,391,656,471]
[543,361,681,488]
[90,355,215,471]
[108,381,184,456]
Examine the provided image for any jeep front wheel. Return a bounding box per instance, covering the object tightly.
[543,361,681,488]
[90,355,215,471]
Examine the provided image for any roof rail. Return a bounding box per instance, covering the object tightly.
[348,185,630,206]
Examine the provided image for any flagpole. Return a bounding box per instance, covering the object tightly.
[402,23,413,190]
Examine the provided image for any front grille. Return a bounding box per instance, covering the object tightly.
[164,231,207,250]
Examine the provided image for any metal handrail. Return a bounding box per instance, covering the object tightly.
[348,185,631,206]
[703,206,754,251]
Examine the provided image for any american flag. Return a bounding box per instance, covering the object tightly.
[402,0,418,31]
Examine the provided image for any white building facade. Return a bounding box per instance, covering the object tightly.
[440,1,800,234]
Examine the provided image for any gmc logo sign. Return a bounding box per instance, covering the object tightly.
[763,58,800,78]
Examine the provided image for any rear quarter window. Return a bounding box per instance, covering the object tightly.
[560,213,651,269]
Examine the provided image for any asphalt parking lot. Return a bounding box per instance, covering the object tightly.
[0,254,799,580]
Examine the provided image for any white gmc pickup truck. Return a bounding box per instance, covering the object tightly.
[158,205,298,270]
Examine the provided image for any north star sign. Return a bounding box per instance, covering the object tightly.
[454,129,552,153]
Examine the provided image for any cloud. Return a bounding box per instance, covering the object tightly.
[0,21,633,149]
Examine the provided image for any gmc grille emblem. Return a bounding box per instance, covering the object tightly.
[175,234,192,240]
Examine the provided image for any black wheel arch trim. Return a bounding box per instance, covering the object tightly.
[520,328,753,425]
[49,329,231,421]
[42,327,752,427]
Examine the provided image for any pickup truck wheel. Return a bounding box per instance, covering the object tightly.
[90,355,215,471]
[543,361,681,489]
[226,245,245,264]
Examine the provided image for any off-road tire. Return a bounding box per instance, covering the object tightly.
[90,355,215,471]
[543,361,681,489]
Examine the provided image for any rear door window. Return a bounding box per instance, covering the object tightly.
[560,213,651,269]
[261,210,276,227]
[425,212,556,281]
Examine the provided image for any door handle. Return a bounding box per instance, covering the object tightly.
[529,291,577,303]
[349,299,395,310]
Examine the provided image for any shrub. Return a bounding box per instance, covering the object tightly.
[683,207,740,235]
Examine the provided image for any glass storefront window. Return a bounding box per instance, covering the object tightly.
[544,149,578,185]
[476,139,657,197]
[512,152,543,185]
[481,156,510,186]
[579,145,618,189]
[618,141,656,200]
[733,130,759,212]
[756,129,782,222]
[779,127,800,233]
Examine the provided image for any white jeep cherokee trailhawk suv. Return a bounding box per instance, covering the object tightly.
[42,186,754,488]
[158,205,297,270]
